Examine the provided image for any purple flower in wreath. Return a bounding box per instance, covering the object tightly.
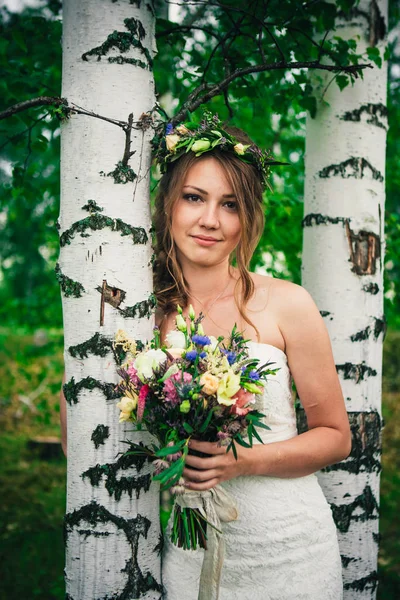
[191,334,211,347]
[165,123,174,135]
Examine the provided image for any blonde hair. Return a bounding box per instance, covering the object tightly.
[152,127,265,340]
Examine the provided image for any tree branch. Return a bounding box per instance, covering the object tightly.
[172,59,372,124]
[0,96,64,121]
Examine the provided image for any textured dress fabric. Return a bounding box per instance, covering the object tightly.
[162,342,343,600]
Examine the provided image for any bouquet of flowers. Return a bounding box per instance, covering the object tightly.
[114,305,278,551]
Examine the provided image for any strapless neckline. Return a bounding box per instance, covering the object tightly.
[247,340,287,361]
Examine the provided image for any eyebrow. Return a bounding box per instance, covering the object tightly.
[183,185,236,198]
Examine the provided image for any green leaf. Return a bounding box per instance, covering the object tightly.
[182,422,194,434]
[155,441,185,457]
[367,47,382,68]
[336,75,349,91]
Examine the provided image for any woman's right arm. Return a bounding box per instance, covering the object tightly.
[60,372,67,457]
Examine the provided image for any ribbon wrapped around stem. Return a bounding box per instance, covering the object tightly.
[175,485,239,600]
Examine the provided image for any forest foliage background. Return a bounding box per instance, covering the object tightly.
[0,1,399,599]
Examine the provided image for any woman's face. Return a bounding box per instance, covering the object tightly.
[170,157,242,270]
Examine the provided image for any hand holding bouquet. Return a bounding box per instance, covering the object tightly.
[114,305,278,551]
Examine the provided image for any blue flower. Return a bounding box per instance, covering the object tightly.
[191,334,211,347]
[166,123,174,134]
[249,370,260,381]
[185,350,207,361]
[221,350,236,365]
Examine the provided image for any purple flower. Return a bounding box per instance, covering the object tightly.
[191,334,211,347]
[186,350,206,361]
[166,123,174,134]
[221,349,236,365]
[249,370,260,381]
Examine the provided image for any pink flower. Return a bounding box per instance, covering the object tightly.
[230,387,254,416]
[163,372,193,405]
[137,384,150,422]
[127,364,140,386]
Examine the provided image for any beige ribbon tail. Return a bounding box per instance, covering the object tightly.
[175,485,238,600]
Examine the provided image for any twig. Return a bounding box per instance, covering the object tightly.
[0,96,64,121]
[172,59,372,124]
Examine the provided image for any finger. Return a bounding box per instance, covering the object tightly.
[185,454,217,469]
[185,477,220,492]
[183,466,219,483]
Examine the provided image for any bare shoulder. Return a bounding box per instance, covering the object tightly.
[248,272,316,315]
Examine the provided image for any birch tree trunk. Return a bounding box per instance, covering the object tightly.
[302,2,388,598]
[59,1,162,598]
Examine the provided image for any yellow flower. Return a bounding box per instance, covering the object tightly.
[217,371,241,406]
[176,125,190,135]
[166,134,180,153]
[117,394,138,422]
[200,372,220,395]
[233,143,250,156]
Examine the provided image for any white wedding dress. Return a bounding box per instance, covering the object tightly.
[162,342,343,600]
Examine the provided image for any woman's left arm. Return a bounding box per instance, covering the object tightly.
[184,283,352,490]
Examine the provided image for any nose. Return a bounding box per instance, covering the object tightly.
[198,201,219,229]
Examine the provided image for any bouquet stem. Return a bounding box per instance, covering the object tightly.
[171,505,209,550]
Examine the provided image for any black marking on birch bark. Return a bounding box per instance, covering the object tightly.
[336,362,377,382]
[369,0,386,46]
[82,199,104,213]
[341,555,357,568]
[319,310,331,317]
[118,293,157,319]
[340,103,388,130]
[78,528,111,538]
[63,376,120,405]
[69,332,114,359]
[59,214,147,247]
[301,213,346,227]
[81,18,152,69]
[82,463,151,500]
[154,532,164,556]
[323,411,382,475]
[373,532,380,544]
[318,157,384,182]
[91,425,110,449]
[331,485,379,534]
[350,317,385,342]
[344,571,378,593]
[350,326,371,341]
[56,218,60,230]
[64,501,163,599]
[374,316,386,340]
[345,220,381,276]
[55,263,85,298]
[112,0,142,6]
[363,282,379,294]
[100,160,137,184]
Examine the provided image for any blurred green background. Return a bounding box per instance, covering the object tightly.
[0,1,399,598]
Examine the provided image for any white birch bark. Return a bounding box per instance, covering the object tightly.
[302,2,388,598]
[59,1,161,598]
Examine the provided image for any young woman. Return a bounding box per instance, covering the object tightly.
[152,120,351,599]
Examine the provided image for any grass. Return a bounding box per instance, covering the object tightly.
[0,327,399,598]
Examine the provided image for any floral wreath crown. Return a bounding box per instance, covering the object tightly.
[152,111,284,191]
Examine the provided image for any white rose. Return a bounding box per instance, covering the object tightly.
[134,349,167,381]
[166,329,186,349]
[167,348,185,359]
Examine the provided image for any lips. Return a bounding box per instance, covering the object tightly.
[191,235,220,242]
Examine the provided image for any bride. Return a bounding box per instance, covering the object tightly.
[152,115,351,599]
